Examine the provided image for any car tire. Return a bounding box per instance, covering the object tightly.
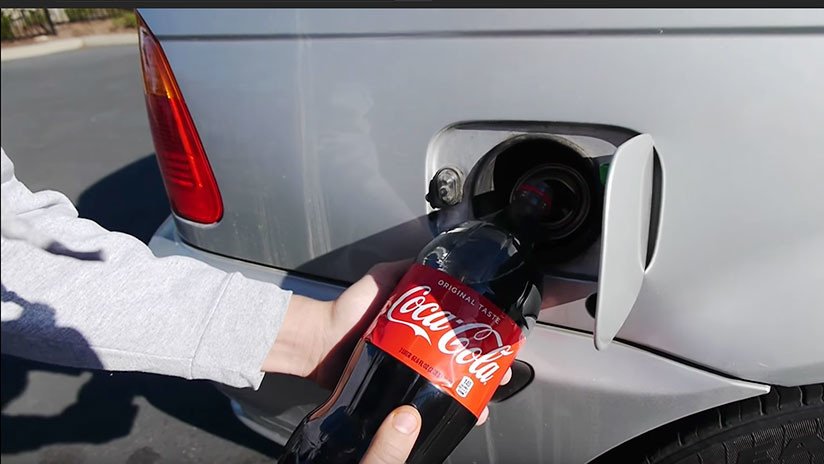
[594,384,824,464]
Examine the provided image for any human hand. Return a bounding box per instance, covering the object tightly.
[262,259,511,425]
[308,259,413,390]
[361,405,421,464]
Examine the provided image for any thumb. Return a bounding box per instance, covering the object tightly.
[361,405,421,464]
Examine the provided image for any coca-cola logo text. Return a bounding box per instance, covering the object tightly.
[385,285,515,384]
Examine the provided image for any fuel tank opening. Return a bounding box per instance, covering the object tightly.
[471,135,604,266]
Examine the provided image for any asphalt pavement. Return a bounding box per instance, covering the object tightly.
[2,45,280,463]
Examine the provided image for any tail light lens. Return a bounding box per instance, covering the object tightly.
[138,14,223,224]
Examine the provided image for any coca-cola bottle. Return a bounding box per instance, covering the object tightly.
[280,179,551,464]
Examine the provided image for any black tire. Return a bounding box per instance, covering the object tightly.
[593,384,824,464]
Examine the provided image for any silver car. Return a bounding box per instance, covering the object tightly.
[138,9,824,463]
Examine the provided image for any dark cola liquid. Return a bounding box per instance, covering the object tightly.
[280,219,543,464]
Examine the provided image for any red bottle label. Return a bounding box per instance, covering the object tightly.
[365,263,525,418]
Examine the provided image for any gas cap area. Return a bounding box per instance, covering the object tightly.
[426,166,464,209]
[423,122,648,334]
[425,127,614,272]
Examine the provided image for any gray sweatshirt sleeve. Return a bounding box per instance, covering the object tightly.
[0,147,291,389]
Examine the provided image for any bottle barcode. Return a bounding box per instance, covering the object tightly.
[456,376,474,398]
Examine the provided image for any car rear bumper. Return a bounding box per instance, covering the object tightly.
[149,216,346,300]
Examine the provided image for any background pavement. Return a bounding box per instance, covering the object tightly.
[1,33,137,62]
[2,44,281,464]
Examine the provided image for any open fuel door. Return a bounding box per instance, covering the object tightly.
[595,134,656,350]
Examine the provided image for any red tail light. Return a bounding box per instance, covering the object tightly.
[138,15,223,224]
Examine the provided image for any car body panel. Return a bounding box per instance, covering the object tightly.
[141,9,824,37]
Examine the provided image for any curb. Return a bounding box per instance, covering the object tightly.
[1,33,138,62]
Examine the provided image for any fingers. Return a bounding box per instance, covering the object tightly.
[475,367,510,426]
[476,406,490,426]
[367,258,414,289]
[501,367,512,385]
[362,405,422,464]
[346,259,412,310]
[473,368,510,426]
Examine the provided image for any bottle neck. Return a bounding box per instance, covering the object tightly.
[494,203,543,251]
[494,179,554,250]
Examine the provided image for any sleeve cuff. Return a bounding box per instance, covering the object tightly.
[191,273,292,389]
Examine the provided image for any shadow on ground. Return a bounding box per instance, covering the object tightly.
[1,155,280,459]
[75,154,169,244]
[1,355,280,458]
